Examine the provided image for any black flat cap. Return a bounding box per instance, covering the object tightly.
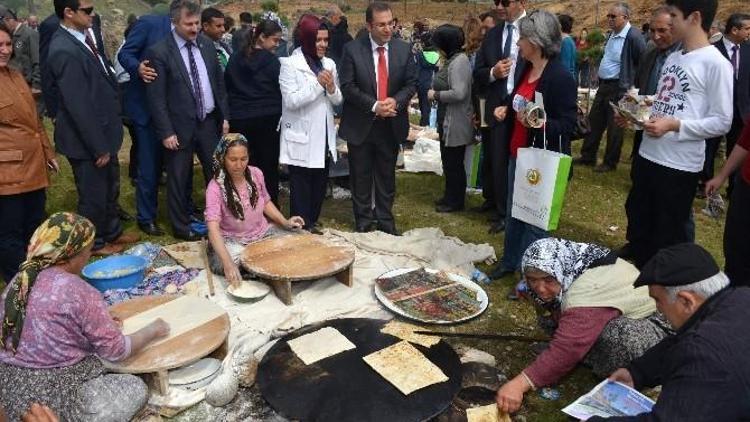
[634,243,720,287]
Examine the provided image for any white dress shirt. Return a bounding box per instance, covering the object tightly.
[488,10,526,96]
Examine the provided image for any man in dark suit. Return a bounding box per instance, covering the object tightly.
[703,13,750,195]
[48,0,137,255]
[339,2,417,235]
[146,0,228,240]
[473,0,527,238]
[118,4,174,236]
[39,11,109,119]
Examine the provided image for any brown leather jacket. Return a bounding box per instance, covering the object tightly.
[0,67,52,195]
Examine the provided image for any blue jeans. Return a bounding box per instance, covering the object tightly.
[500,158,549,271]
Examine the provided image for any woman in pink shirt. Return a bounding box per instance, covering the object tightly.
[206,134,304,286]
[0,212,169,421]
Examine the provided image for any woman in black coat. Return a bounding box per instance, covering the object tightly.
[489,10,577,278]
[225,20,284,205]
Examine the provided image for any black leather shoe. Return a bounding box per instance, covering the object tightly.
[617,243,634,259]
[138,222,165,236]
[572,157,596,166]
[118,209,134,222]
[356,222,376,233]
[471,200,495,213]
[174,231,204,241]
[489,264,514,280]
[378,225,401,236]
[436,204,464,213]
[488,219,506,234]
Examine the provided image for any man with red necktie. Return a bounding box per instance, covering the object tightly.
[339,1,416,235]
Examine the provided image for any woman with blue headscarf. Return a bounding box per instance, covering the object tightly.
[495,237,671,414]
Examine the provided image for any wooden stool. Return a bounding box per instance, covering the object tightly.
[240,234,355,305]
[105,295,230,395]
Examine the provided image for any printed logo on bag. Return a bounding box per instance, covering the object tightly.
[526,168,541,186]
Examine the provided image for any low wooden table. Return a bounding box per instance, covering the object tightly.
[240,234,355,305]
[105,295,230,395]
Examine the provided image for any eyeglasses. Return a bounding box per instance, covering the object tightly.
[606,14,623,19]
[76,6,95,15]
[498,0,518,7]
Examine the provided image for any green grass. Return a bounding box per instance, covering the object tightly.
[40,123,725,420]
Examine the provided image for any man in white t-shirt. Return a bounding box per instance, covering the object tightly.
[620,0,733,269]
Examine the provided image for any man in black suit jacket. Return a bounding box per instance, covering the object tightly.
[339,2,416,235]
[473,0,527,238]
[48,0,130,255]
[146,0,228,240]
[703,13,750,194]
[39,11,109,119]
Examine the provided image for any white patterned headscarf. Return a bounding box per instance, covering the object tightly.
[521,238,614,300]
[261,11,287,35]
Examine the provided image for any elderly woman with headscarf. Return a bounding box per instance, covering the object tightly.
[0,212,170,421]
[427,24,474,213]
[206,134,304,286]
[279,15,342,232]
[488,11,578,280]
[496,237,672,414]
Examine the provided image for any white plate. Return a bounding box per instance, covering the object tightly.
[168,358,222,386]
[227,280,271,300]
[374,267,489,324]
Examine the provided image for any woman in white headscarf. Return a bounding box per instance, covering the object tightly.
[495,237,672,414]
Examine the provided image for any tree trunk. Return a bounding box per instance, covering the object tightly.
[27,0,35,14]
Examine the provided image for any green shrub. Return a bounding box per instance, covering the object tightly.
[152,3,170,15]
[261,0,278,12]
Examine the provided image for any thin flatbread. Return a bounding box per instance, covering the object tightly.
[121,295,226,351]
[363,341,448,395]
[380,321,440,348]
[287,326,356,365]
[466,404,512,422]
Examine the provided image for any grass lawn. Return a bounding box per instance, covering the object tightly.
[41,123,725,420]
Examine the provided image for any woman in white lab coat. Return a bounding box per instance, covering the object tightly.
[279,14,342,231]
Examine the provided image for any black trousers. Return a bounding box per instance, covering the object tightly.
[417,86,431,127]
[439,138,467,208]
[124,118,138,181]
[479,127,494,204]
[626,155,700,268]
[0,189,46,281]
[703,115,744,194]
[166,114,220,235]
[581,80,626,167]
[486,122,510,219]
[68,157,123,249]
[288,157,329,230]
[724,175,750,286]
[347,120,399,232]
[230,114,282,206]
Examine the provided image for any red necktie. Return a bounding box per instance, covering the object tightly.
[377,46,388,101]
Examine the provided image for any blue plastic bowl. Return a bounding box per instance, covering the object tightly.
[82,255,148,292]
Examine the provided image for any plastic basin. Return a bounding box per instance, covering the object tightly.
[82,255,148,292]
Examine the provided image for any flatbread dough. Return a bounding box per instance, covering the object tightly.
[466,404,511,422]
[121,295,227,351]
[380,321,440,348]
[362,341,448,395]
[287,327,356,365]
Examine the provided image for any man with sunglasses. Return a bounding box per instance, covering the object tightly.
[576,2,646,173]
[47,0,140,255]
[473,0,527,242]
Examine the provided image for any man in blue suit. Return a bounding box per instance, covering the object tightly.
[118,3,175,236]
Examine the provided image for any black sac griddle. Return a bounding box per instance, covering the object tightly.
[257,318,462,422]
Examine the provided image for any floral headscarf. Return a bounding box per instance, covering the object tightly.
[1,212,95,352]
[212,133,258,220]
[521,238,616,308]
[261,11,286,35]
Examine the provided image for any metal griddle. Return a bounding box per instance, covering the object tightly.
[258,318,462,422]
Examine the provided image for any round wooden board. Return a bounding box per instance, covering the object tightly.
[240,234,355,282]
[104,295,230,374]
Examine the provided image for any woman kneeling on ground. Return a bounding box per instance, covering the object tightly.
[0,212,170,421]
[206,133,304,286]
[496,238,672,414]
